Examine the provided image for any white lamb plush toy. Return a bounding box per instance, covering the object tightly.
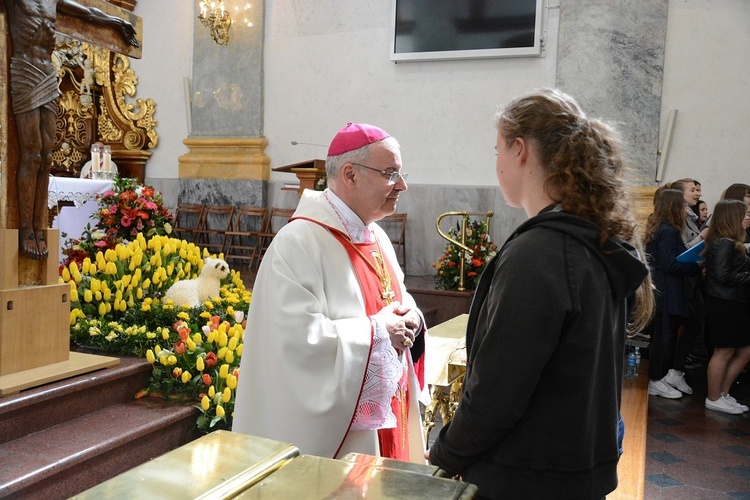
[163,257,230,308]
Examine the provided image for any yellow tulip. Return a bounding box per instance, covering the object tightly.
[179,248,187,260]
[226,374,237,389]
[223,387,232,404]
[154,345,162,354]
[98,302,106,316]
[193,332,202,345]
[73,272,82,283]
[69,261,79,275]
[142,278,151,289]
[84,289,93,302]
[225,350,234,364]
[121,275,131,287]
[217,347,228,360]
[82,259,91,274]
[196,356,205,371]
[219,364,229,379]
[90,279,101,293]
[208,386,216,398]
[181,371,191,384]
[201,395,210,411]
[167,355,177,366]
[136,288,143,300]
[105,262,117,275]
[186,338,197,351]
[70,289,79,303]
[105,302,112,313]
[146,349,156,364]
[162,330,170,340]
[235,344,244,357]
[228,336,239,351]
[104,248,116,262]
[62,268,71,282]
[216,405,225,418]
[69,310,78,326]
[94,290,102,301]
[103,288,111,301]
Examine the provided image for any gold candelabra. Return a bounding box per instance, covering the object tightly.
[198,0,232,46]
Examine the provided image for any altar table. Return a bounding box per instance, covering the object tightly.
[48,176,114,262]
[423,313,468,443]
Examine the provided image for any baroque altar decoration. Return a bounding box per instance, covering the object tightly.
[433,216,498,291]
[59,177,251,433]
[51,35,157,183]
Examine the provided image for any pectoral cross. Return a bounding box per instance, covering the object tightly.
[371,250,395,305]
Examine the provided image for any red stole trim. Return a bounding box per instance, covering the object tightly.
[326,231,411,460]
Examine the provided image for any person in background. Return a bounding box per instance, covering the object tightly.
[700,183,750,243]
[666,178,707,381]
[692,199,709,228]
[645,189,702,399]
[427,89,654,499]
[702,199,750,414]
[232,122,427,463]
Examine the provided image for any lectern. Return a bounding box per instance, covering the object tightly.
[273,159,326,197]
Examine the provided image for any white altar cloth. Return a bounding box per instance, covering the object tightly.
[48,176,114,262]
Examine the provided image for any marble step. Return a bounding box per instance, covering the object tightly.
[0,356,152,446]
[0,398,200,499]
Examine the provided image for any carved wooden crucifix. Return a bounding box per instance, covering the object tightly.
[1,0,142,263]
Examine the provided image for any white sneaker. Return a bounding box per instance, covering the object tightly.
[705,396,744,415]
[665,369,693,395]
[723,394,749,412]
[648,378,682,399]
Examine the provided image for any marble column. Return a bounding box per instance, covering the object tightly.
[556,0,669,187]
[178,0,268,208]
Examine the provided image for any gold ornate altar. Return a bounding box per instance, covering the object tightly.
[423,314,468,443]
[73,430,478,499]
[51,35,158,183]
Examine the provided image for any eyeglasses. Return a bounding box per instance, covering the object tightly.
[351,162,408,185]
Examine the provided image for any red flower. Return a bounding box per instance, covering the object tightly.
[172,367,183,378]
[202,373,213,386]
[173,340,187,355]
[205,352,218,368]
[471,258,483,267]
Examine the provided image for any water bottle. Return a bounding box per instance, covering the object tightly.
[625,345,637,380]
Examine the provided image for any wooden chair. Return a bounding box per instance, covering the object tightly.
[193,205,235,256]
[224,207,268,270]
[380,213,407,272]
[256,208,296,265]
[172,204,205,242]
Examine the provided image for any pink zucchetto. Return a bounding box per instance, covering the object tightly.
[327,122,391,157]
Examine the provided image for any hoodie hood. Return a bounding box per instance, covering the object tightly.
[510,207,648,300]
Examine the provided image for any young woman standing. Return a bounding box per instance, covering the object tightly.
[427,89,654,499]
[702,199,750,414]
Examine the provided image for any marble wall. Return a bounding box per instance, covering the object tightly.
[557,0,669,185]
[190,0,264,137]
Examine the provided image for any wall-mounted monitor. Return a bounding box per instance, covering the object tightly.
[390,0,544,62]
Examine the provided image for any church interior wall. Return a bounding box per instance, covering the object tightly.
[129,0,749,276]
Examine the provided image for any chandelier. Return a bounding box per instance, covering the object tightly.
[198,0,232,46]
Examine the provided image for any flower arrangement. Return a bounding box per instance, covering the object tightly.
[60,175,173,271]
[433,216,498,290]
[97,176,173,241]
[59,176,252,433]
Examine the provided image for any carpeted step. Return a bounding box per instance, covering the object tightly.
[0,398,200,499]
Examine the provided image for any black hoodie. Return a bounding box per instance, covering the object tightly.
[430,207,649,500]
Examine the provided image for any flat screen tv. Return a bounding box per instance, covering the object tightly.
[390,0,544,62]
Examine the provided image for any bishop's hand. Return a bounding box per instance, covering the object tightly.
[373,302,417,351]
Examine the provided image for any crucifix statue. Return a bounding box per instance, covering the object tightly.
[4,0,141,260]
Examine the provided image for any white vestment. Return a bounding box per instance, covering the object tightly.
[232,190,426,462]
